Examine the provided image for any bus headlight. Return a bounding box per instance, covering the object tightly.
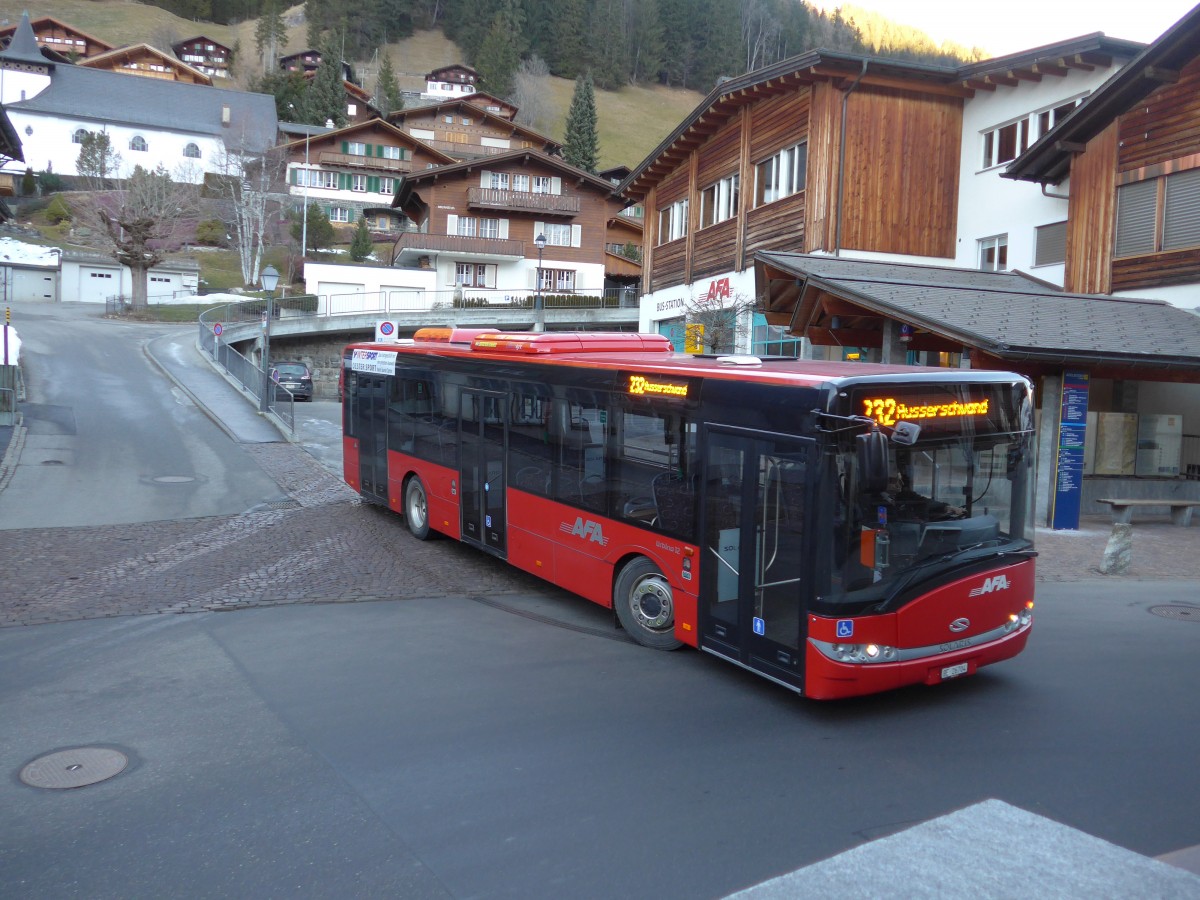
[827,642,897,663]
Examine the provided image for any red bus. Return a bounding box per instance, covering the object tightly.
[341,328,1036,699]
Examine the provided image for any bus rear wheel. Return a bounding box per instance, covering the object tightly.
[404,476,432,540]
[614,558,682,650]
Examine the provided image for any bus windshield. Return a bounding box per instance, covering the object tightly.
[823,383,1036,611]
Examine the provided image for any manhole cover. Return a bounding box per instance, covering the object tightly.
[41,459,64,466]
[153,475,196,484]
[20,747,128,789]
[1149,605,1200,622]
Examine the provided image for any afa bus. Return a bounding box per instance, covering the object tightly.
[341,328,1037,700]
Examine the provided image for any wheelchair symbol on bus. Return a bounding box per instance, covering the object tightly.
[837,619,854,638]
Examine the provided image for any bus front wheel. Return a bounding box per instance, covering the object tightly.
[404,476,432,540]
[614,558,682,650]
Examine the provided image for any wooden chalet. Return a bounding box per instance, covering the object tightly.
[1004,6,1200,297]
[462,90,518,121]
[172,36,232,80]
[280,50,353,82]
[391,149,627,287]
[622,41,1139,303]
[0,16,112,61]
[386,99,560,163]
[78,43,212,85]
[424,64,480,96]
[283,118,457,233]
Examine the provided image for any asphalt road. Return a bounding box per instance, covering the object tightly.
[3,580,1199,898]
[1,302,1198,897]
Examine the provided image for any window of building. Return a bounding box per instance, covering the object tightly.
[303,170,338,189]
[478,218,502,239]
[981,97,1085,169]
[1115,169,1200,257]
[543,222,572,246]
[379,177,396,195]
[444,115,455,124]
[1034,221,1067,266]
[657,199,688,244]
[129,135,148,152]
[490,172,510,190]
[330,207,351,223]
[380,145,404,160]
[455,262,494,287]
[183,142,201,159]
[457,216,477,237]
[700,173,739,228]
[533,176,552,194]
[512,174,530,192]
[755,142,806,206]
[462,117,472,125]
[72,128,88,143]
[347,141,367,156]
[978,234,1008,271]
[538,268,576,291]
[347,104,357,116]
[352,174,368,192]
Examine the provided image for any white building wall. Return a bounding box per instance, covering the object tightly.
[638,268,758,349]
[955,65,1133,282]
[1114,284,1200,311]
[0,67,51,105]
[4,109,225,183]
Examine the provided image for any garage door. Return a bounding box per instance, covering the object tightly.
[317,281,366,315]
[78,268,119,304]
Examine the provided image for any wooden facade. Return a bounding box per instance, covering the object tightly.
[631,68,963,296]
[386,101,559,162]
[79,44,212,85]
[0,16,112,60]
[393,151,626,270]
[1064,124,1118,294]
[172,37,232,80]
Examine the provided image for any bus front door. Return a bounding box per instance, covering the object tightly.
[352,373,389,503]
[459,390,508,557]
[700,429,812,692]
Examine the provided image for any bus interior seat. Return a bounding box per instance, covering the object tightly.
[654,471,697,534]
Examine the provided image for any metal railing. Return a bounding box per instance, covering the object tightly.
[198,302,303,434]
[321,286,640,316]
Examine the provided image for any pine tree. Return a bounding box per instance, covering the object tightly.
[350,215,374,261]
[474,1,524,98]
[375,51,404,116]
[255,0,288,73]
[307,36,348,128]
[292,204,335,250]
[563,72,599,173]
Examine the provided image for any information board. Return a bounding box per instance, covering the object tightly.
[1051,370,1090,530]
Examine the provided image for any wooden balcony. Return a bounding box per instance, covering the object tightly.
[467,187,581,216]
[393,232,527,260]
[317,151,413,173]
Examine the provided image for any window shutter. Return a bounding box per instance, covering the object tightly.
[1114,180,1157,258]
[446,214,458,235]
[551,177,561,195]
[498,219,509,239]
[1163,169,1200,252]
[368,176,379,193]
[376,144,384,157]
[481,170,491,188]
[571,225,582,248]
[534,222,545,247]
[341,140,349,154]
[1034,221,1068,266]
[529,264,538,289]
[290,168,299,185]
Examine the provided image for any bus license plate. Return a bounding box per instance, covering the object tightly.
[941,662,969,680]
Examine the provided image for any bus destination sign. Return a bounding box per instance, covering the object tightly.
[351,348,398,376]
[627,374,690,398]
[859,394,990,428]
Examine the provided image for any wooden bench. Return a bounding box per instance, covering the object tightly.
[1096,498,1200,527]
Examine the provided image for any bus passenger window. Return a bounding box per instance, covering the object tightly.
[509,388,552,494]
[554,398,608,512]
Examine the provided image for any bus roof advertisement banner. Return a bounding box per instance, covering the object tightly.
[351,348,398,376]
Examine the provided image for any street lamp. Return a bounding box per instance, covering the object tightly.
[258,265,280,413]
[533,232,547,333]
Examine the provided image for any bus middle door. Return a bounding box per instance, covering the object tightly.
[459,390,508,557]
[700,428,813,692]
[351,372,389,504]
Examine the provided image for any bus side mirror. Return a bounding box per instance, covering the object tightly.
[891,421,920,445]
[857,430,889,494]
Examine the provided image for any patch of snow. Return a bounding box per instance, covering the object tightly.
[0,237,61,266]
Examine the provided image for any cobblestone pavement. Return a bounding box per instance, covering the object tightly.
[0,443,547,628]
[2,433,1197,628]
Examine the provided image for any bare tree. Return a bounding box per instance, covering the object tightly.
[683,287,759,354]
[512,56,551,132]
[76,161,201,310]
[213,141,289,288]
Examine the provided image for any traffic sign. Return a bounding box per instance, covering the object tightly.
[213,322,223,336]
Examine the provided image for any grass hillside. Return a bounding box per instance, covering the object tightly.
[0,2,704,170]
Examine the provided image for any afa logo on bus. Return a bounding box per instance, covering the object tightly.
[969,574,1011,596]
[560,517,609,546]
